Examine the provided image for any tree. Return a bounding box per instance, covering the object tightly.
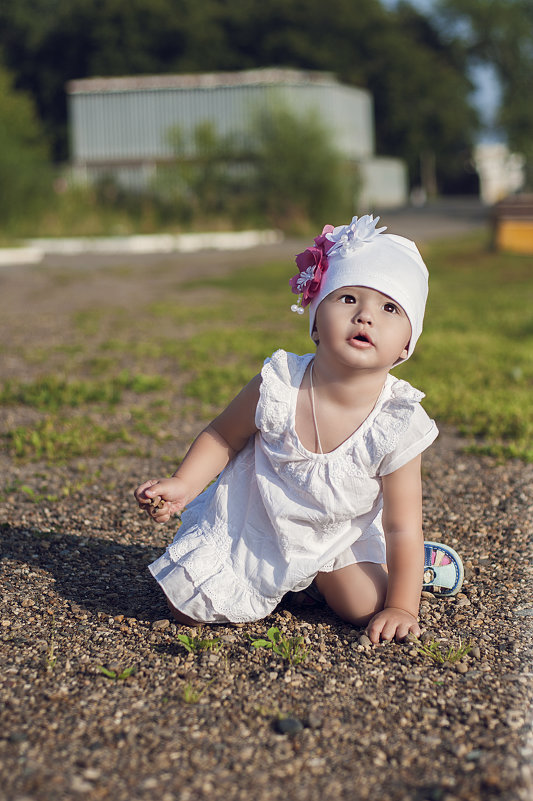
[0,0,479,192]
[0,64,52,227]
[437,0,533,184]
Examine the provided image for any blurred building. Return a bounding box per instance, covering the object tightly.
[67,68,407,209]
[473,143,525,205]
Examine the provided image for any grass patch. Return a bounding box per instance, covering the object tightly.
[5,417,131,462]
[3,232,531,464]
[174,234,532,460]
[417,638,472,665]
[400,234,533,460]
[176,633,222,654]
[0,371,167,410]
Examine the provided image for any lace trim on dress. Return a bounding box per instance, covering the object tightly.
[360,376,425,468]
[258,350,426,474]
[168,527,282,623]
[255,349,293,439]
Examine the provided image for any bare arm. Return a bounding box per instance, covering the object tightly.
[134,374,261,522]
[366,454,424,643]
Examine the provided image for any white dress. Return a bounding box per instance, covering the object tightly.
[149,349,438,623]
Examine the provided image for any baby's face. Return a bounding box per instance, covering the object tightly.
[313,285,412,369]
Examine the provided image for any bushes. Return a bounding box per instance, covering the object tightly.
[0,95,359,237]
[0,65,53,230]
[158,104,360,233]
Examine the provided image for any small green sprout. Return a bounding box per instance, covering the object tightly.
[417,638,472,665]
[182,679,215,704]
[97,665,137,681]
[250,626,307,666]
[176,633,222,654]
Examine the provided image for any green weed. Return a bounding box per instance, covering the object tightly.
[0,371,167,411]
[176,633,222,654]
[97,665,137,681]
[250,626,308,666]
[182,678,215,704]
[5,417,131,462]
[417,638,472,665]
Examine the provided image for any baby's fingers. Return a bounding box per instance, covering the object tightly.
[134,479,159,506]
[149,500,172,524]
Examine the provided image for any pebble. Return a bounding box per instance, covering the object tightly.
[307,713,323,729]
[152,619,170,631]
[275,717,304,735]
[358,634,372,648]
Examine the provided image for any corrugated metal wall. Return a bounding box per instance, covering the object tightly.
[68,73,374,167]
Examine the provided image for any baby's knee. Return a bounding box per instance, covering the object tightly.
[336,603,383,628]
[315,562,387,627]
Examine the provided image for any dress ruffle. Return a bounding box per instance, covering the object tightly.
[151,525,282,623]
[255,349,309,440]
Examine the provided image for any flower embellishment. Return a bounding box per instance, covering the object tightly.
[326,214,387,257]
[289,215,387,314]
[289,225,335,312]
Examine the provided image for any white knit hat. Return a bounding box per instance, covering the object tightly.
[290,215,429,362]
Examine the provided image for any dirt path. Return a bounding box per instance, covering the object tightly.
[1,211,532,801]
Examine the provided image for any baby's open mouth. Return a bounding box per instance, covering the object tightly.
[353,333,371,343]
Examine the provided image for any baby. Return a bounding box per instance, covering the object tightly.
[134,214,463,643]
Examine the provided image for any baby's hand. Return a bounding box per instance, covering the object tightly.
[365,607,420,645]
[134,477,189,524]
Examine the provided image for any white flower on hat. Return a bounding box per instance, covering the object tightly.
[326,214,387,257]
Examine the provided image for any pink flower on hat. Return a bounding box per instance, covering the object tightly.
[289,225,335,310]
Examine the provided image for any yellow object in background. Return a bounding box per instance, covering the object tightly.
[496,220,533,254]
[493,195,533,254]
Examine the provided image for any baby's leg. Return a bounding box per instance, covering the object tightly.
[166,599,203,627]
[314,562,387,626]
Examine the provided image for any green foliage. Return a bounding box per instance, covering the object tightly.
[5,417,131,463]
[400,234,533,461]
[181,678,215,704]
[250,626,308,665]
[97,665,137,681]
[176,633,222,654]
[0,64,52,227]
[160,108,357,231]
[0,0,479,193]
[250,104,358,228]
[417,638,472,665]
[438,0,533,184]
[0,372,167,411]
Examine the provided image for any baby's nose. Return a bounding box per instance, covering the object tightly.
[356,308,373,323]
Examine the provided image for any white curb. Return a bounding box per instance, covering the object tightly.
[0,229,283,266]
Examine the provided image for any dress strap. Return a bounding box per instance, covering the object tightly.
[309,361,324,455]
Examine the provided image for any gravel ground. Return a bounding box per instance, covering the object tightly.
[1,218,532,801]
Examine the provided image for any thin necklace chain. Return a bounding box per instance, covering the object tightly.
[309,361,324,455]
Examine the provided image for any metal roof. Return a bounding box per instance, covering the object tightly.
[67,68,341,95]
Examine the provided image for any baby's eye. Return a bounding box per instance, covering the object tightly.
[383,302,400,314]
[340,294,356,304]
